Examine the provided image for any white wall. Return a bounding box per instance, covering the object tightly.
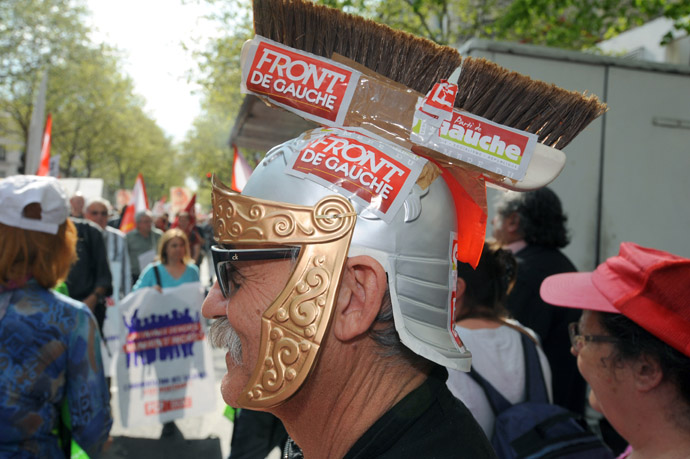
[464,41,690,269]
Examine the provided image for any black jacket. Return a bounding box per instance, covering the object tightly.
[65,218,113,301]
[506,245,586,415]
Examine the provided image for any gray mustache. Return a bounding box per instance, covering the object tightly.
[209,317,243,365]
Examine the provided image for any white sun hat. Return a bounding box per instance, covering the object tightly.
[0,175,69,234]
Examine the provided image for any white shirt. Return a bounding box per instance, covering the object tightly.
[446,320,553,437]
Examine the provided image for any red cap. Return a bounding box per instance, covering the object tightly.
[540,242,690,358]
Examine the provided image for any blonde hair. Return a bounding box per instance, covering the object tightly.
[158,228,192,265]
[0,219,78,289]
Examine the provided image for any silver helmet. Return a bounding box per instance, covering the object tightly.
[242,128,471,371]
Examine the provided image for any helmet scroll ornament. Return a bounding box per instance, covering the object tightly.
[211,176,357,408]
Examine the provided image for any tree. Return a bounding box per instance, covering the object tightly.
[317,0,690,49]
[493,0,690,49]
[0,0,89,87]
[180,0,254,207]
[1,0,187,202]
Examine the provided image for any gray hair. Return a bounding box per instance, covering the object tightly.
[495,187,570,248]
[367,286,434,372]
[135,209,154,223]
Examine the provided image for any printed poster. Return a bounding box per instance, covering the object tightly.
[116,282,215,427]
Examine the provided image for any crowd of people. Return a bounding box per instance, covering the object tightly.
[0,175,217,456]
[1,172,688,458]
[1,4,688,457]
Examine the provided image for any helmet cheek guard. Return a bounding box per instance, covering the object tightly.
[212,178,356,409]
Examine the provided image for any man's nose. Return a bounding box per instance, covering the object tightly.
[202,281,226,319]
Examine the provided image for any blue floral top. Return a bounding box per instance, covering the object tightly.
[0,280,112,457]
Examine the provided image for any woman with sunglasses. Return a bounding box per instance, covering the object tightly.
[541,242,690,459]
[133,228,199,292]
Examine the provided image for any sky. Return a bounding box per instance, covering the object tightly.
[86,0,219,143]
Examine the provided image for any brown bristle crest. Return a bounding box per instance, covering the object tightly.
[253,0,461,95]
[253,0,607,150]
[456,58,606,148]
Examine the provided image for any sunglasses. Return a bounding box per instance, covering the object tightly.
[88,210,109,216]
[211,245,300,299]
[568,322,618,354]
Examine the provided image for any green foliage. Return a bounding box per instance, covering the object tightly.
[312,0,690,49]
[179,0,254,208]
[0,0,89,86]
[493,0,690,49]
[1,0,186,205]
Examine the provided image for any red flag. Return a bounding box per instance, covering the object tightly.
[119,173,149,233]
[231,145,253,192]
[35,114,53,176]
[171,193,196,230]
[152,195,168,216]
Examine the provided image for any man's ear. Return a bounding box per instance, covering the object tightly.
[333,255,387,342]
[632,354,664,392]
[456,278,466,298]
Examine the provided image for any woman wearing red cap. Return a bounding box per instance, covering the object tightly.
[541,242,690,459]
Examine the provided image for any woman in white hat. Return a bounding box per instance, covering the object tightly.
[0,175,112,457]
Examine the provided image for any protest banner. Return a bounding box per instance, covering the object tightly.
[116,282,215,427]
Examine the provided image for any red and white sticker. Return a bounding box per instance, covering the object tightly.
[411,103,538,181]
[416,79,458,127]
[241,36,360,126]
[286,129,426,223]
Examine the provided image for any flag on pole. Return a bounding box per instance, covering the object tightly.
[231,145,253,192]
[49,155,61,178]
[25,72,48,175]
[119,173,149,233]
[36,114,53,176]
[171,193,196,229]
[152,195,168,216]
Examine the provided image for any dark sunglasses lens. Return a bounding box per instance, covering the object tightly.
[212,246,301,299]
[216,262,231,298]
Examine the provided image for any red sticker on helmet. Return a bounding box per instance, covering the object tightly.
[242,36,360,126]
[286,129,426,223]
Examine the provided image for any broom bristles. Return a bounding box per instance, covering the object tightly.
[253,0,607,149]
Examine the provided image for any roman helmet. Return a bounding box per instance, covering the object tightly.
[211,0,606,409]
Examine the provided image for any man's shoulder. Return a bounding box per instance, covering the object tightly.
[105,226,126,239]
[345,367,495,459]
[126,229,141,240]
[72,218,104,235]
[152,228,164,237]
[516,245,576,274]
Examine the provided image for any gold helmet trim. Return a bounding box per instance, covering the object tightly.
[212,176,356,408]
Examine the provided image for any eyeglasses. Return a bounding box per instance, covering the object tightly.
[568,322,618,354]
[211,245,300,299]
[88,210,109,216]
